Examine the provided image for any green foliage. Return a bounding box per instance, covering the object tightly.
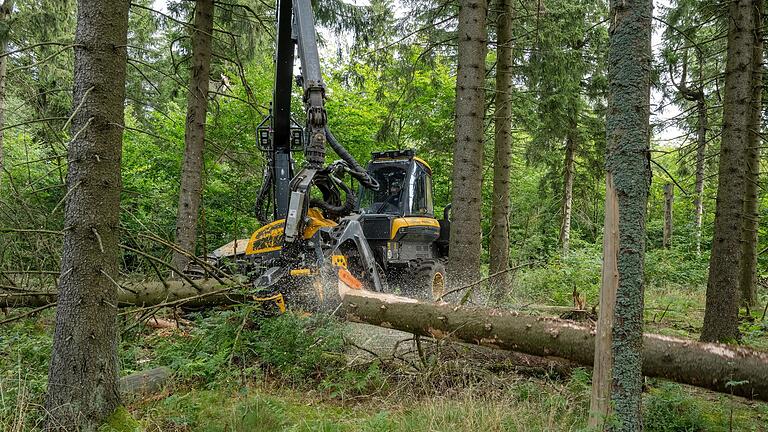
[319,361,386,399]
[98,406,141,432]
[150,310,345,385]
[645,247,709,289]
[247,312,345,382]
[512,246,602,305]
[642,383,743,432]
[0,319,52,429]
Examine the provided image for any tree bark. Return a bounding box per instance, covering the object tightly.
[340,289,768,402]
[739,0,763,308]
[44,0,129,429]
[560,126,577,255]
[448,0,488,285]
[2,279,248,309]
[693,94,707,256]
[172,0,215,273]
[489,0,513,299]
[592,1,653,429]
[701,0,756,343]
[663,183,673,249]
[590,172,619,428]
[0,0,13,185]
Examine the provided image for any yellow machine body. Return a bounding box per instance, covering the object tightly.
[389,217,440,240]
[245,208,337,256]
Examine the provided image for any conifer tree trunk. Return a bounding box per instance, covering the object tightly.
[589,0,652,429]
[0,0,13,184]
[449,0,488,285]
[693,94,707,256]
[739,0,762,307]
[173,0,214,272]
[44,0,129,429]
[560,124,577,255]
[663,183,673,249]
[489,0,513,299]
[701,0,756,342]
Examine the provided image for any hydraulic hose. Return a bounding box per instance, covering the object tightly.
[325,127,379,191]
[310,174,356,217]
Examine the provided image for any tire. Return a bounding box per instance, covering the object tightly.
[402,260,447,301]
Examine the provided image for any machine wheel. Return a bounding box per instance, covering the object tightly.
[402,260,446,301]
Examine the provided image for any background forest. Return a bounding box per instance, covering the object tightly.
[1,0,741,308]
[1,0,767,430]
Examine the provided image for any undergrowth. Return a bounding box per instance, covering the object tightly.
[1,256,767,431]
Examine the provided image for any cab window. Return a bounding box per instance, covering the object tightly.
[408,166,434,216]
[359,165,407,215]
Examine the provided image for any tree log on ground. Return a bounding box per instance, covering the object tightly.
[0,279,244,308]
[4,280,768,401]
[340,287,768,402]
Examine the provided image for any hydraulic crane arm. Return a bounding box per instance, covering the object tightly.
[262,0,378,242]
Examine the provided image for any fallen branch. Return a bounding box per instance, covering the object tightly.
[0,303,57,325]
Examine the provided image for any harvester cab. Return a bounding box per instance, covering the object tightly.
[355,150,450,299]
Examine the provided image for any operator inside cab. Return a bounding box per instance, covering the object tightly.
[358,156,434,217]
[360,166,407,214]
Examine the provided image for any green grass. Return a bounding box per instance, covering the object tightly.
[129,376,767,431]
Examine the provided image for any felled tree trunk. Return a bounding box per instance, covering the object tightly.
[340,289,768,402]
[1,279,246,309]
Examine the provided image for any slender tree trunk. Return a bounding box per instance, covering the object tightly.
[693,95,707,256]
[0,0,13,185]
[489,0,513,299]
[739,0,763,307]
[589,1,652,430]
[448,0,488,285]
[701,0,756,342]
[560,126,577,255]
[44,0,129,429]
[172,0,214,272]
[663,183,673,249]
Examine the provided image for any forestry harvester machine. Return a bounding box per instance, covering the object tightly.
[190,0,451,312]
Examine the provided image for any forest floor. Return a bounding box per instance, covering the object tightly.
[1,281,768,431]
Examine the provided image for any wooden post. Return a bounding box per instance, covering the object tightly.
[663,183,673,248]
[589,173,619,428]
